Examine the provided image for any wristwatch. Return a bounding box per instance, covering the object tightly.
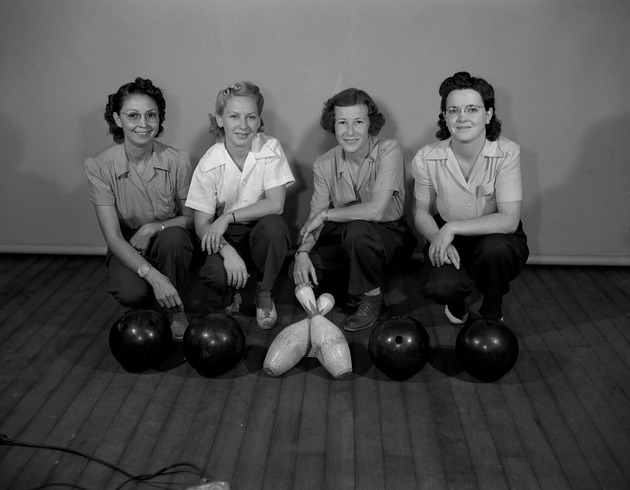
[137,263,152,278]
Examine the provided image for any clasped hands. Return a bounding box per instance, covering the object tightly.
[429,225,461,269]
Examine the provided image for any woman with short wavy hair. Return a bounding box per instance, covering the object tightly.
[186,81,294,330]
[292,88,416,332]
[85,77,196,340]
[412,72,529,324]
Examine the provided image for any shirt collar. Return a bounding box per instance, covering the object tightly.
[249,133,275,159]
[113,141,167,178]
[425,137,506,161]
[336,136,377,178]
[204,133,274,171]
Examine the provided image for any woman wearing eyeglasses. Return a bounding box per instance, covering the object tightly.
[85,77,196,340]
[185,81,294,330]
[412,71,529,324]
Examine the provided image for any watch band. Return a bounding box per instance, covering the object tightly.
[137,263,152,278]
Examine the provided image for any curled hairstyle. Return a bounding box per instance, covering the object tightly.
[320,88,385,136]
[104,77,166,144]
[208,81,265,141]
[435,71,502,141]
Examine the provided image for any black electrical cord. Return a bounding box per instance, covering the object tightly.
[0,433,209,489]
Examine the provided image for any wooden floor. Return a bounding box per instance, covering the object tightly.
[0,254,629,490]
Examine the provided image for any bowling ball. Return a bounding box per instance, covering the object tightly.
[368,315,431,380]
[109,309,174,372]
[183,313,246,377]
[455,317,519,382]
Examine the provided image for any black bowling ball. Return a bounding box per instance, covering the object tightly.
[368,315,431,380]
[455,317,519,382]
[183,313,245,377]
[109,309,174,372]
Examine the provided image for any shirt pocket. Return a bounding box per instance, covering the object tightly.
[155,182,177,218]
[476,182,496,199]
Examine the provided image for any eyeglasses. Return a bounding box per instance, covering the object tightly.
[120,111,159,124]
[444,105,484,117]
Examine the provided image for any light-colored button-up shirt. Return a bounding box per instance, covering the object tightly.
[84,141,192,230]
[310,137,406,222]
[186,133,295,220]
[412,136,522,222]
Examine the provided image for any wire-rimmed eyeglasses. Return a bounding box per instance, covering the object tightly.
[120,111,159,124]
[444,105,484,117]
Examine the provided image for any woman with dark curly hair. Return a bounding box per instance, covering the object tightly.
[186,81,294,330]
[84,77,196,340]
[412,72,529,323]
[293,88,416,331]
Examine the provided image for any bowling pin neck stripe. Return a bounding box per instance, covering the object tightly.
[295,283,320,318]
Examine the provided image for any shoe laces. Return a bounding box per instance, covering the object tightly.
[356,300,378,317]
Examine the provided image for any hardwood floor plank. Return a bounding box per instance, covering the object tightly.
[233,376,282,489]
[353,367,386,490]
[261,374,305,490]
[294,371,328,489]
[292,453,325,490]
[379,381,417,488]
[326,387,355,489]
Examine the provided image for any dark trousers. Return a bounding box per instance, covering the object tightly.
[198,214,291,295]
[418,216,529,319]
[306,219,416,296]
[106,226,197,308]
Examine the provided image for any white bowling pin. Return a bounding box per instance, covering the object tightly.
[310,314,352,379]
[317,293,335,315]
[307,293,336,358]
[264,294,335,377]
[295,283,318,317]
[263,317,311,377]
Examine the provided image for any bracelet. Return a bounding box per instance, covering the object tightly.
[160,222,166,231]
[295,249,309,257]
[231,212,236,224]
[323,209,329,221]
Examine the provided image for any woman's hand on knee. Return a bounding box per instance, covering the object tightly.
[146,270,182,309]
[221,247,249,289]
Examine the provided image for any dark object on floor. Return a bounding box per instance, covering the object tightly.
[455,317,519,382]
[183,313,246,377]
[368,315,431,380]
[109,309,174,372]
